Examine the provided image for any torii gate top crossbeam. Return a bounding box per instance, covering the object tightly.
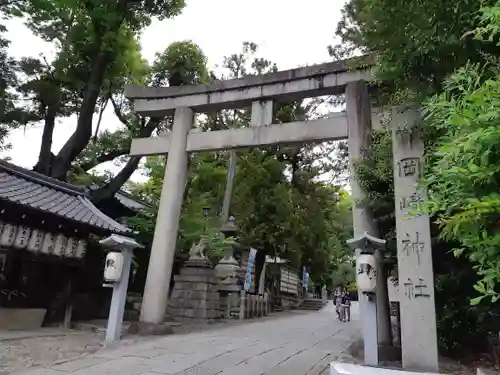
[124,55,375,116]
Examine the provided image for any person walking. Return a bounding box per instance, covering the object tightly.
[334,287,343,320]
[341,291,351,322]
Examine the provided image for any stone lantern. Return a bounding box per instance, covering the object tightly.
[214,216,242,289]
[214,216,244,319]
[346,231,387,366]
[221,215,238,238]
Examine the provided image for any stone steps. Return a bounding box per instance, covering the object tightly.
[296,299,327,311]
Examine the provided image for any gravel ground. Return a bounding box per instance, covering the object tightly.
[0,332,108,374]
[0,310,311,374]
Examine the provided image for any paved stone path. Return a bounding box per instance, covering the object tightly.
[11,302,360,375]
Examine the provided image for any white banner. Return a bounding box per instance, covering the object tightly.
[244,247,257,292]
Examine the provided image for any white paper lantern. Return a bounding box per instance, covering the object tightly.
[41,232,56,254]
[0,224,17,247]
[53,234,68,256]
[104,252,124,282]
[65,237,79,258]
[356,253,377,294]
[75,239,87,259]
[14,226,31,249]
[27,229,44,253]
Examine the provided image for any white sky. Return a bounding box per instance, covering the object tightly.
[3,0,345,182]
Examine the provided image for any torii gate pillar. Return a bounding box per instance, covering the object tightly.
[139,107,193,324]
[347,81,392,349]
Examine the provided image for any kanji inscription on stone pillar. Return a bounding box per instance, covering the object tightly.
[391,106,438,372]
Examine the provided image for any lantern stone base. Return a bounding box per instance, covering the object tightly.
[218,288,241,319]
[167,257,222,322]
[0,308,47,330]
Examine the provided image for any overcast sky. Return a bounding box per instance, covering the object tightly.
[3,0,345,181]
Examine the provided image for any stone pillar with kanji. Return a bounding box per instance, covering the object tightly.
[391,105,438,372]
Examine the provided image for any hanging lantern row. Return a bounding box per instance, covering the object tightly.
[0,222,87,259]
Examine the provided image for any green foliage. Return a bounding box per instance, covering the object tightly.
[69,39,209,199]
[330,262,355,288]
[433,241,500,355]
[0,24,18,151]
[150,41,209,86]
[354,125,395,243]
[334,0,500,98]
[423,60,500,304]
[15,25,149,127]
[126,152,233,261]
[418,2,500,307]
[0,7,35,151]
[21,0,185,39]
[4,0,188,180]
[128,146,353,280]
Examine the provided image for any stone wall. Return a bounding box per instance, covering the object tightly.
[167,258,222,321]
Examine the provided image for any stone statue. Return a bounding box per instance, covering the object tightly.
[188,237,207,260]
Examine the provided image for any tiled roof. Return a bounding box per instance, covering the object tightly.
[0,160,131,234]
[115,190,151,212]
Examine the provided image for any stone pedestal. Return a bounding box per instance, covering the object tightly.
[168,256,221,321]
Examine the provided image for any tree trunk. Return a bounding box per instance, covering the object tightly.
[49,50,114,180]
[91,157,141,203]
[33,106,57,175]
[90,119,161,203]
[80,148,130,172]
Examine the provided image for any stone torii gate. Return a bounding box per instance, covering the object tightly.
[125,55,438,372]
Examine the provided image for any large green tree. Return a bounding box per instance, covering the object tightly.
[0,23,17,150]
[8,0,190,187]
[332,0,500,99]
[72,40,209,202]
[10,7,208,199]
[0,3,38,152]
[423,32,500,304]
